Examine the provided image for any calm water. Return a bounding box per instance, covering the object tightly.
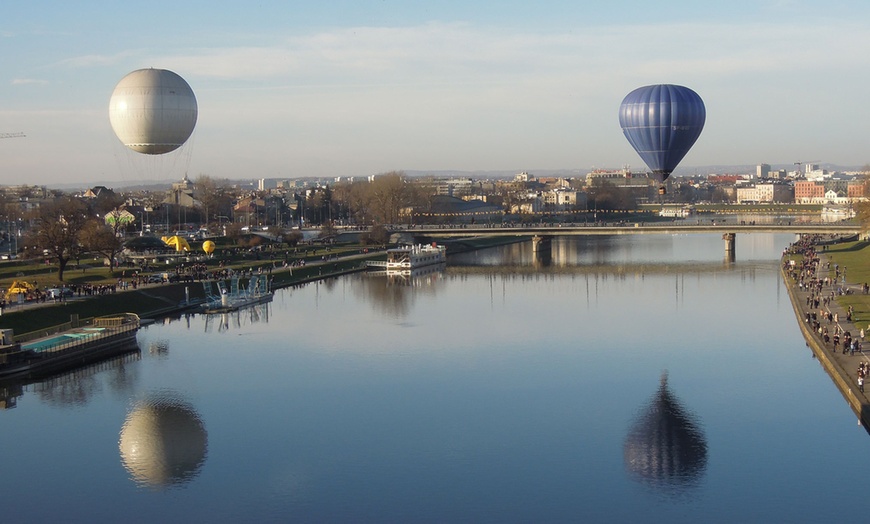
[2,233,868,523]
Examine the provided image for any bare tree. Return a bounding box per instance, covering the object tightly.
[25,196,89,281]
[368,171,412,224]
[319,221,337,239]
[89,191,125,218]
[194,175,234,227]
[79,214,126,276]
[586,179,636,212]
[342,182,372,225]
[360,224,389,245]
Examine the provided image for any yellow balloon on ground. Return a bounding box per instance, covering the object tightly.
[202,240,215,254]
[164,235,190,252]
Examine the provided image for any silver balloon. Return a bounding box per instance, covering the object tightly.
[109,68,197,155]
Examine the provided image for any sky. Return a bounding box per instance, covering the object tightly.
[2,1,870,187]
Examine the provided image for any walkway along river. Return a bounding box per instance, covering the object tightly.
[782,238,870,429]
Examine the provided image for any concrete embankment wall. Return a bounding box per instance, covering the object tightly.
[780,263,870,427]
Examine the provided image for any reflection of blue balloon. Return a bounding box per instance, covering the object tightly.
[623,372,707,494]
[618,84,705,184]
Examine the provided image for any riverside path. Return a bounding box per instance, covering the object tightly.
[782,243,870,429]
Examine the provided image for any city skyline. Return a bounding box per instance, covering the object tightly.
[2,1,870,186]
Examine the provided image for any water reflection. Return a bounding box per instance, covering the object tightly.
[202,302,272,332]
[624,372,708,494]
[119,392,208,488]
[0,382,23,409]
[451,234,798,271]
[0,344,141,409]
[534,245,552,267]
[385,263,446,287]
[356,265,445,317]
[446,261,767,278]
[148,340,170,357]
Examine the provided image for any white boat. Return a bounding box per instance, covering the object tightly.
[659,205,695,218]
[385,243,447,270]
[820,205,854,222]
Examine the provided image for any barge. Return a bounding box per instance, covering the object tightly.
[0,313,141,380]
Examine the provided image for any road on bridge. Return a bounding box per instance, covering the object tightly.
[399,222,862,238]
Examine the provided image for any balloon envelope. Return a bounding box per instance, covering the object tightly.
[618,84,705,183]
[109,68,198,155]
[163,235,190,252]
[202,240,215,255]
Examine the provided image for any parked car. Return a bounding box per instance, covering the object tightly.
[146,274,165,284]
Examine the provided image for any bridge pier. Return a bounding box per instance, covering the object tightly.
[722,233,736,257]
[532,235,552,253]
[532,235,552,266]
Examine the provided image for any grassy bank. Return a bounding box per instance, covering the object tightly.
[0,257,374,336]
[814,240,870,332]
[0,235,525,337]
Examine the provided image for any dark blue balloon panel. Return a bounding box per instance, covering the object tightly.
[618,84,705,182]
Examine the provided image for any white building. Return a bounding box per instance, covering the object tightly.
[434,178,474,197]
[805,165,832,182]
[585,168,631,185]
[735,183,793,203]
[540,189,585,210]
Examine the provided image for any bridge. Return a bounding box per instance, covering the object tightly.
[404,223,862,237]
[393,222,864,258]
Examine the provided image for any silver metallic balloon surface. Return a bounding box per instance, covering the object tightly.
[109,68,197,155]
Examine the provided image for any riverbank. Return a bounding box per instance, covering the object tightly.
[0,250,380,335]
[782,239,870,428]
[0,235,527,337]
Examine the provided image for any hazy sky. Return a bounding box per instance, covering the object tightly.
[2,1,870,186]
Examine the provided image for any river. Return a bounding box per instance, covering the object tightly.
[2,233,867,523]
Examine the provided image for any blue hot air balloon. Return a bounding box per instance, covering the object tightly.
[618,84,705,190]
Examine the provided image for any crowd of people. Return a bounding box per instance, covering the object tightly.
[785,235,869,374]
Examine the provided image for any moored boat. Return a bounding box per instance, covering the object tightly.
[385,243,447,270]
[0,313,141,380]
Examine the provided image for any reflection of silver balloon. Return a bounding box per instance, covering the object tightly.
[119,393,208,487]
[624,372,707,493]
[148,340,169,356]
